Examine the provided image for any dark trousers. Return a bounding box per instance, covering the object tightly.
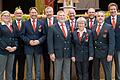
[92,58,112,80]
[76,61,89,80]
[12,54,26,80]
[43,51,50,80]
[88,60,93,80]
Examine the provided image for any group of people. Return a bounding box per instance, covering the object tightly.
[0,2,120,80]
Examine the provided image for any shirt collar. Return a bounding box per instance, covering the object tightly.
[111,15,117,20]
[77,28,87,33]
[31,18,37,22]
[1,22,11,27]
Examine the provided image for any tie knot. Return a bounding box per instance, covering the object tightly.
[90,19,93,22]
[112,17,115,20]
[61,23,64,26]
[32,19,35,22]
[49,18,51,20]
[17,19,20,22]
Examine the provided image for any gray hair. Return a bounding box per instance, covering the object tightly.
[77,17,87,27]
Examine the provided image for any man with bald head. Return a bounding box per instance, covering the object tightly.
[12,8,26,80]
[66,8,77,33]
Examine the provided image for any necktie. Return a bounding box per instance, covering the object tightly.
[49,18,52,27]
[71,20,74,33]
[112,17,116,29]
[90,19,93,29]
[96,23,101,36]
[32,19,36,32]
[17,20,20,30]
[9,25,13,33]
[61,23,67,38]
[77,32,82,42]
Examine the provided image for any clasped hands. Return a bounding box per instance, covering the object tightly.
[29,40,40,46]
[5,46,17,52]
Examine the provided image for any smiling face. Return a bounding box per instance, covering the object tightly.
[108,3,118,17]
[77,17,87,31]
[109,6,117,17]
[14,9,23,20]
[1,11,11,23]
[68,9,76,20]
[29,8,38,19]
[96,11,105,23]
[88,8,96,19]
[57,11,66,23]
[45,6,54,19]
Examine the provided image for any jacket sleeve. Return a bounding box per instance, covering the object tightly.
[20,22,31,45]
[108,26,115,55]
[47,26,54,54]
[88,30,94,57]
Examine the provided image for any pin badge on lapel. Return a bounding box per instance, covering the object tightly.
[85,33,89,42]
[103,28,107,38]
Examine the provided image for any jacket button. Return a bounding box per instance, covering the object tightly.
[100,42,102,43]
[64,48,66,50]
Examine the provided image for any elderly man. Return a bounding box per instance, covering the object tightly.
[92,11,115,80]
[47,10,72,80]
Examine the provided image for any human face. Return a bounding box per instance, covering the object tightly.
[29,9,38,19]
[77,21,85,31]
[1,13,11,23]
[69,9,75,20]
[57,12,66,23]
[96,12,105,23]
[45,8,53,19]
[88,8,96,19]
[14,9,23,20]
[109,6,117,17]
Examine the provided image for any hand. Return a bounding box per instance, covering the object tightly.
[89,57,93,61]
[71,57,75,62]
[29,40,34,46]
[12,46,17,52]
[50,53,55,61]
[107,55,113,62]
[33,40,40,45]
[5,46,12,52]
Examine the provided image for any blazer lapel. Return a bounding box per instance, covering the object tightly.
[56,23,66,39]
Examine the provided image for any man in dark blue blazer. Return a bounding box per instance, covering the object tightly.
[42,6,57,80]
[105,3,120,80]
[20,7,46,80]
[47,10,72,80]
[12,8,26,80]
[66,9,77,33]
[92,11,115,80]
[86,8,97,80]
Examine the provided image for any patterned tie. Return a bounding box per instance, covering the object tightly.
[61,23,67,38]
[77,32,82,42]
[112,17,116,29]
[32,19,36,32]
[96,23,101,36]
[49,18,52,27]
[71,20,74,33]
[17,20,21,30]
[90,19,93,29]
